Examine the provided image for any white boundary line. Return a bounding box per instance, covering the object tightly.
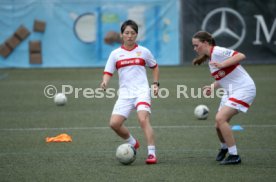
[1,124,276,131]
[1,148,276,156]
[0,148,276,157]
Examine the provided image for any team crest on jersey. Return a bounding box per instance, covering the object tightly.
[136,51,142,57]
[218,70,225,77]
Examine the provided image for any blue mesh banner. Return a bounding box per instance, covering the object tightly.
[0,0,180,68]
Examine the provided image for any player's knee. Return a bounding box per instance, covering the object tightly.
[215,123,219,129]
[215,114,227,127]
[138,117,149,129]
[109,120,120,130]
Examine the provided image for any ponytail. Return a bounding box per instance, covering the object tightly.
[192,55,209,65]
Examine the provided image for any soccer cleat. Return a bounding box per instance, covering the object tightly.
[220,154,241,165]
[145,154,157,164]
[216,148,228,161]
[133,139,140,150]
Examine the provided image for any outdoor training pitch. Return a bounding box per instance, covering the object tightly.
[0,65,276,182]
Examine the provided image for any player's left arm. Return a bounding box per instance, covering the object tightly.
[210,52,246,69]
[145,48,160,95]
[152,65,160,96]
[152,65,159,83]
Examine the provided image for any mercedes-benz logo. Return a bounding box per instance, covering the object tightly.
[201,7,246,49]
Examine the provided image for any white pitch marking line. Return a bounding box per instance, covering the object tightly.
[1,148,276,157]
[0,124,276,131]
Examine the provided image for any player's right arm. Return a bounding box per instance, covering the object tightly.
[101,74,112,90]
[209,47,246,69]
[101,51,116,91]
[203,81,220,96]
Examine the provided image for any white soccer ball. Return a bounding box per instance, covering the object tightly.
[194,104,209,120]
[54,93,67,106]
[116,143,136,165]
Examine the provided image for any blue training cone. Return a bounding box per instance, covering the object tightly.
[231,125,244,131]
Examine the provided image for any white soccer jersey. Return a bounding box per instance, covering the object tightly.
[104,44,157,99]
[209,46,256,111]
[209,46,255,92]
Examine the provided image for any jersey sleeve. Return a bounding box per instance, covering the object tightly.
[103,51,116,76]
[144,48,158,69]
[215,46,237,59]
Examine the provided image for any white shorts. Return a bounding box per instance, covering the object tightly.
[219,88,256,113]
[112,96,151,118]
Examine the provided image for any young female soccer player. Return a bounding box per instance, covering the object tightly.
[101,20,159,164]
[192,31,256,165]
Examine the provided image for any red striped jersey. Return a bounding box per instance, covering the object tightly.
[104,44,157,98]
[209,46,255,92]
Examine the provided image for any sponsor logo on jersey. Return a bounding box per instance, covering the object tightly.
[135,59,140,64]
[116,58,146,69]
[223,50,232,57]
